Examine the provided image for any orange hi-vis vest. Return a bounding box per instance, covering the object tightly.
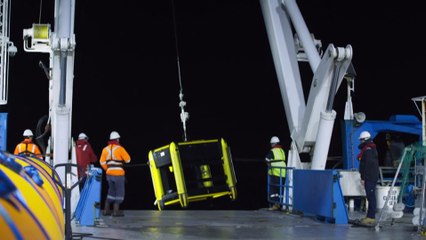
[99,143,131,176]
[14,139,42,157]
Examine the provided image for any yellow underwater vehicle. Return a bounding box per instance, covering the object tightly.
[148,138,237,210]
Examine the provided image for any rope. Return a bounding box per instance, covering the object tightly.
[124,163,149,168]
[38,0,43,23]
[171,0,189,141]
[122,158,264,168]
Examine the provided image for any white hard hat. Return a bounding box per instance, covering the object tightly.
[109,131,120,140]
[23,129,33,137]
[270,136,280,144]
[78,133,88,140]
[359,131,371,140]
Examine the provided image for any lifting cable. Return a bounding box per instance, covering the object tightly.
[38,0,43,23]
[171,0,189,142]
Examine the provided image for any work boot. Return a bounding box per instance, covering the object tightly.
[112,203,124,217]
[360,217,375,225]
[103,201,111,216]
[268,204,281,211]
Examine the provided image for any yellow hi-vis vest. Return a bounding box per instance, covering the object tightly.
[268,148,286,178]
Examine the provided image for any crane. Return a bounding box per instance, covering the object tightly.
[22,0,79,219]
[260,0,354,170]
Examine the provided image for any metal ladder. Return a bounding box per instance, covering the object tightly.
[375,147,409,231]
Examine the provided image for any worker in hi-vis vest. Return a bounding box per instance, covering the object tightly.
[265,136,286,211]
[14,129,42,159]
[100,131,131,217]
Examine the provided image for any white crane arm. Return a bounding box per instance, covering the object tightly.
[260,0,353,169]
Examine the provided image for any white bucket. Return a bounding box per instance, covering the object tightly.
[376,185,400,210]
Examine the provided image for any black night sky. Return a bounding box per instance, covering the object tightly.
[2,1,425,210]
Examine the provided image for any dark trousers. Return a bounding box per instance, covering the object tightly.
[364,180,377,219]
[106,175,125,204]
[269,175,285,199]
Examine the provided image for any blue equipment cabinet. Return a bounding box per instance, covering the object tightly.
[73,166,102,226]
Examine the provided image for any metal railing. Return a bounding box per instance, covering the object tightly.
[267,166,294,210]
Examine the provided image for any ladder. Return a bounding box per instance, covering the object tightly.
[375,147,410,231]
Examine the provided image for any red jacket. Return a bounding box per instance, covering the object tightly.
[76,139,98,178]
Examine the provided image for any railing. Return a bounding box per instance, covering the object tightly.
[379,166,414,186]
[267,166,294,210]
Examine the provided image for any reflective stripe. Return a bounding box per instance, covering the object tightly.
[17,143,37,154]
[106,195,124,201]
[106,160,123,165]
[107,145,120,161]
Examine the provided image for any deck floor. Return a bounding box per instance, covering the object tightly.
[71,209,423,240]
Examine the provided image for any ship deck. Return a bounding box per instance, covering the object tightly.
[71,209,423,240]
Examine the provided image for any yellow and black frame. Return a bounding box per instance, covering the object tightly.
[148,138,237,210]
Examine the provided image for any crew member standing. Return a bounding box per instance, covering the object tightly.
[99,131,131,217]
[14,129,42,159]
[76,132,98,190]
[265,136,286,211]
[384,133,405,167]
[357,131,379,225]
